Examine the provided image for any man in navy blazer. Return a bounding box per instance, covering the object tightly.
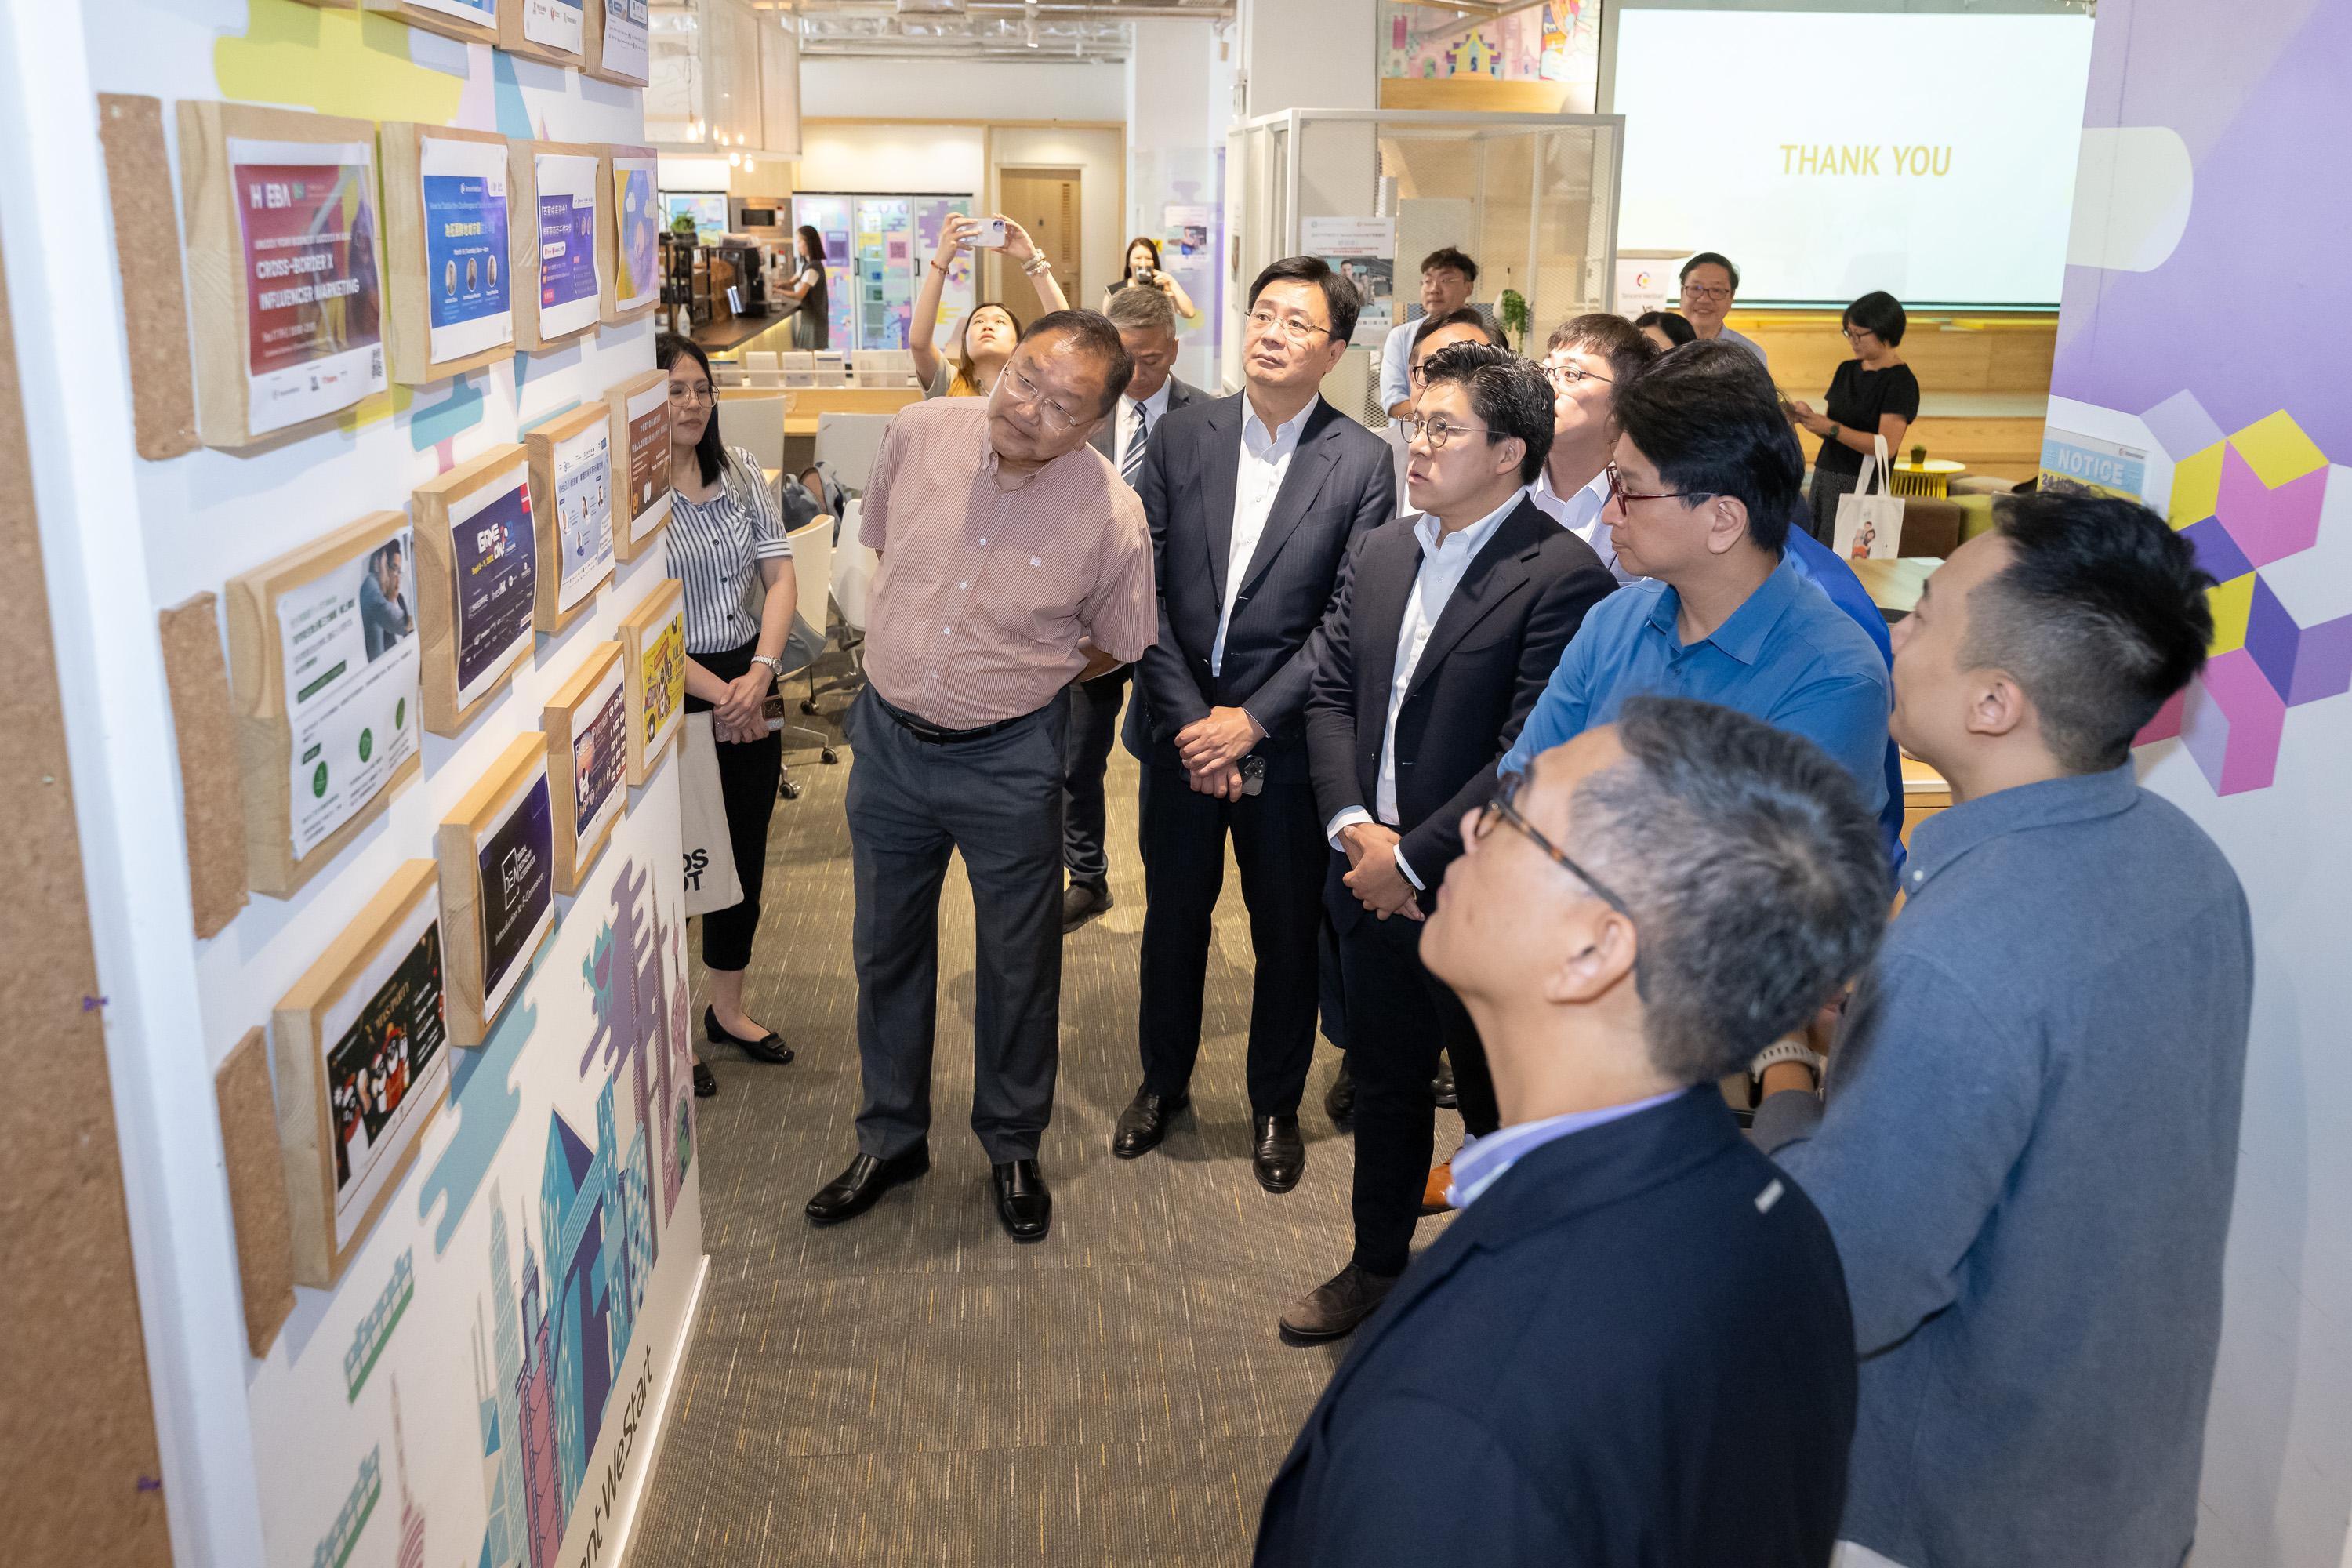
[1282,345,1614,1341]
[1115,257,1396,1192]
[1256,697,1886,1566]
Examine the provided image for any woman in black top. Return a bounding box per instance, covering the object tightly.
[778,224,829,351]
[1788,291,1920,545]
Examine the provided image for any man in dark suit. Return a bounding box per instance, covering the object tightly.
[1281,344,1615,1340]
[1115,256,1395,1192]
[1062,285,1207,932]
[1256,697,1888,1566]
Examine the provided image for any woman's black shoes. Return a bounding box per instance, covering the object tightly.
[692,1059,719,1098]
[705,1005,793,1065]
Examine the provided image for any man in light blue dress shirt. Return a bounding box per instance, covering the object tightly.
[1678,252,1769,369]
[1377,247,1481,419]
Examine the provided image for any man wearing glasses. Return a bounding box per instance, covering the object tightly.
[1279,344,1615,1342]
[1256,698,1884,1566]
[805,310,1156,1243]
[1531,312,1664,583]
[1678,252,1769,368]
[1497,340,1891,834]
[1112,257,1395,1196]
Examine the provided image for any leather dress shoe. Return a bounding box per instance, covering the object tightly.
[991,1159,1053,1241]
[805,1145,931,1225]
[1112,1087,1187,1158]
[1279,1262,1400,1343]
[1253,1114,1305,1193]
[706,1005,793,1065]
[1431,1058,1457,1109]
[1061,882,1114,934]
[1421,1160,1455,1215]
[1323,1058,1356,1125]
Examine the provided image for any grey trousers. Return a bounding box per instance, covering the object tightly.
[844,687,1068,1163]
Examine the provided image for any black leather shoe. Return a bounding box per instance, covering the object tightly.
[1253,1114,1305,1193]
[1279,1262,1400,1343]
[1431,1058,1457,1109]
[1323,1058,1355,1126]
[1111,1087,1188,1159]
[692,1058,718,1098]
[706,1005,793,1065]
[991,1159,1052,1241]
[1061,882,1114,934]
[805,1145,931,1225]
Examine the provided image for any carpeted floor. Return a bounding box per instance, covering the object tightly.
[629,680,1463,1566]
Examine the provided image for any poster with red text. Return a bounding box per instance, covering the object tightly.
[228,136,387,435]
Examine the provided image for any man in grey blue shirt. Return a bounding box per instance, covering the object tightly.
[1753,492,2253,1568]
[1498,340,1889,826]
[1678,251,1769,368]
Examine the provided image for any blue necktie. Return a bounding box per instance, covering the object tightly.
[1120,401,1150,488]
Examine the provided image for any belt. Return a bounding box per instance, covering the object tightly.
[870,689,1041,746]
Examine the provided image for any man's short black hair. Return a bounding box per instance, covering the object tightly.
[1843,290,1907,347]
[1411,306,1501,354]
[1962,493,2217,773]
[1421,246,1479,285]
[1567,696,1889,1083]
[1679,251,1741,290]
[1547,312,1661,389]
[1247,255,1360,345]
[1418,342,1554,485]
[1018,308,1135,420]
[1613,339,1802,553]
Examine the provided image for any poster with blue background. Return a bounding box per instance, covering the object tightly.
[420,134,510,363]
[535,152,601,339]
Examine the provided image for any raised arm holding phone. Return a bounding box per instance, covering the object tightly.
[909,212,1070,399]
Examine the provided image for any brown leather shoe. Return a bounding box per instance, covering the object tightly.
[1279,1262,1400,1343]
[1421,1160,1454,1215]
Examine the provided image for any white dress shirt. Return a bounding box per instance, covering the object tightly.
[1112,377,1174,472]
[1530,463,1633,584]
[1377,318,1418,416]
[1325,488,1524,888]
[1213,393,1318,674]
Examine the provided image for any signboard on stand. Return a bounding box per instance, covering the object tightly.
[1302,216,1397,346]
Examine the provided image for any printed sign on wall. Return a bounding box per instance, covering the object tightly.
[276,526,423,859]
[420,134,510,364]
[535,152,601,340]
[228,135,387,434]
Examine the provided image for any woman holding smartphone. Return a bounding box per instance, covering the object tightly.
[1102,235,1198,321]
[1788,290,1919,545]
[909,212,1068,399]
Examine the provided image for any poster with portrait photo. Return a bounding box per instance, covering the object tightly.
[477,771,554,1025]
[535,152,601,339]
[552,423,615,612]
[227,135,387,435]
[1302,216,1398,346]
[319,887,448,1250]
[447,464,537,708]
[572,662,628,869]
[420,133,510,363]
[276,528,423,858]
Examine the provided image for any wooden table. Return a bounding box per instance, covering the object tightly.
[1890,459,1967,498]
[1852,556,1941,619]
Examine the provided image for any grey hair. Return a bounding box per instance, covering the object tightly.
[1104,284,1178,336]
[1564,697,1890,1083]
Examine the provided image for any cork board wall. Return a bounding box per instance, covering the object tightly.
[96,94,198,461]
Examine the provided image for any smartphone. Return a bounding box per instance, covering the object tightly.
[1239,754,1266,797]
[971,217,1008,249]
[1134,265,1156,284]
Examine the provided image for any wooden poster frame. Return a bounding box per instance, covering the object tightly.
[542,641,628,895]
[508,140,607,350]
[360,0,499,48]
[224,510,424,898]
[598,143,661,325]
[270,858,448,1287]
[379,122,512,387]
[499,0,587,67]
[434,733,557,1047]
[617,577,686,786]
[411,441,535,736]
[606,367,673,561]
[582,0,652,89]
[526,403,617,635]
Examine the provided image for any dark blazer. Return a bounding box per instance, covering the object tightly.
[1254,1090,1858,1568]
[1306,495,1614,902]
[1125,394,1396,765]
[1087,374,1206,464]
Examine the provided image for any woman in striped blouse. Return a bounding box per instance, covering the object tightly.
[658,332,801,1099]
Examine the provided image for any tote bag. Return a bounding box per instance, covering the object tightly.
[1833,434,1907,562]
[679,712,745,918]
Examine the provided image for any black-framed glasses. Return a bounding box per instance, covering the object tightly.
[1543,358,1612,389]
[1605,461,1714,510]
[1681,283,1733,302]
[1406,413,1494,450]
[1475,772,1635,920]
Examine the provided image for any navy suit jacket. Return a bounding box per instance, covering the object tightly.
[1306,495,1614,908]
[1254,1090,1858,1568]
[1124,394,1395,766]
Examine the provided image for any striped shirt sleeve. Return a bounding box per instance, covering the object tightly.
[731,446,794,560]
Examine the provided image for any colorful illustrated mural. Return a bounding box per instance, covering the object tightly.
[1382,1,1595,88]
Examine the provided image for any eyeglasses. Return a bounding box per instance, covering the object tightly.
[667,380,715,405]
[1406,414,1495,450]
[1840,327,1875,343]
[994,360,1084,431]
[1606,461,1713,510]
[1475,771,1635,920]
[1244,308,1333,346]
[1543,359,1612,389]
[1680,284,1733,302]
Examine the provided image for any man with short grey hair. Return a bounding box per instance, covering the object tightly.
[1256,696,1883,1565]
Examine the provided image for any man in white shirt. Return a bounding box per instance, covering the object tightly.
[1679,252,1769,368]
[1378,247,1481,419]
[1530,313,1664,584]
[1281,343,1616,1341]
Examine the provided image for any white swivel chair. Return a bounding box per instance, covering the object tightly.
[769,514,838,798]
[814,350,848,387]
[781,350,817,390]
[805,499,875,716]
[745,350,780,372]
[722,392,787,477]
[814,412,894,496]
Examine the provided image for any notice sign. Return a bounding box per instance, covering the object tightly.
[448,466,538,708]
[278,528,423,858]
[2039,429,2148,503]
[522,0,584,55]
[420,135,510,364]
[228,136,387,435]
[612,154,659,313]
[321,893,448,1249]
[572,664,628,869]
[622,377,672,542]
[601,0,650,83]
[477,771,554,1025]
[536,152,601,339]
[552,424,615,612]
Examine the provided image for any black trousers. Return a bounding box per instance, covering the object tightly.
[1806,466,1859,547]
[844,688,1066,1163]
[1062,666,1131,891]
[1332,858,1500,1277]
[1135,750,1325,1116]
[687,639,782,973]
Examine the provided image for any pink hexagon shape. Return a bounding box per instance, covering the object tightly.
[2214,443,2327,568]
[2182,648,2285,795]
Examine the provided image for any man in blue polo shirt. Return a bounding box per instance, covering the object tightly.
[1498,340,1890,826]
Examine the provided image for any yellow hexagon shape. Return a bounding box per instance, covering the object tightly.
[2205,572,2254,655]
[2227,410,2328,489]
[2169,441,2223,529]
[216,0,464,125]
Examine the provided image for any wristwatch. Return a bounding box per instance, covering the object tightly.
[1750,1037,1825,1094]
[1827,421,1842,441]
[750,654,785,681]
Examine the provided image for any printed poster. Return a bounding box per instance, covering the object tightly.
[573,665,628,866]
[641,612,685,758]
[612,154,659,313]
[552,425,615,612]
[521,0,584,55]
[278,528,423,859]
[227,136,387,435]
[601,0,651,84]
[477,772,554,1026]
[419,135,510,364]
[2039,429,2148,503]
[622,377,673,541]
[322,892,448,1249]
[1302,216,1397,346]
[399,0,495,28]
[448,466,537,709]
[535,153,601,340]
